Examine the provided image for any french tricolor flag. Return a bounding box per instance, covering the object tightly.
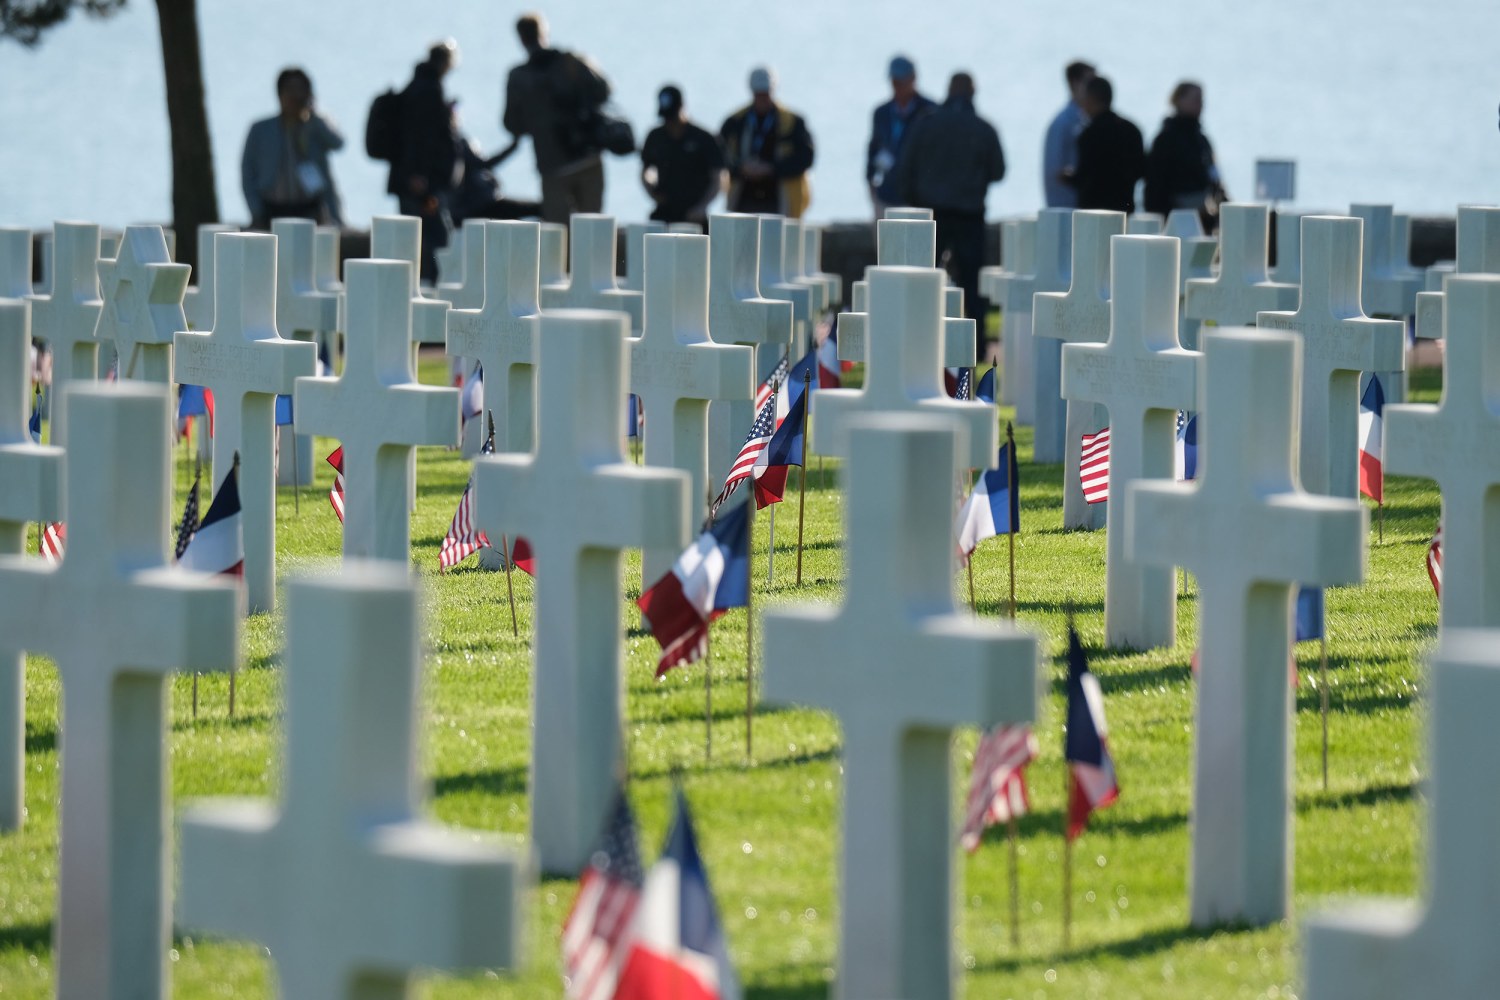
[614,790,740,1000]
[178,457,244,577]
[637,501,751,676]
[955,441,1019,559]
[1358,375,1384,503]
[1064,625,1118,840]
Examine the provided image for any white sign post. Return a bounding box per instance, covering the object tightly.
[178,567,524,998]
[762,414,1037,1000]
[473,310,689,875]
[1125,328,1365,927]
[0,383,241,998]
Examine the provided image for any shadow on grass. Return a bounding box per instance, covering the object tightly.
[434,765,528,800]
[0,919,51,954]
[972,920,1230,974]
[1050,662,1190,699]
[744,974,828,1000]
[25,727,55,756]
[1295,779,1415,814]
[632,743,840,781]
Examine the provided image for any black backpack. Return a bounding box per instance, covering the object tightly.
[365,88,402,162]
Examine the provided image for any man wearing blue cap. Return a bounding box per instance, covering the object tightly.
[866,55,936,218]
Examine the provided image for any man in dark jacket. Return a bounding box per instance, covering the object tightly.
[719,67,815,217]
[389,41,459,282]
[895,72,1005,331]
[1144,81,1227,231]
[1071,76,1145,214]
[641,85,724,225]
[503,12,612,224]
[866,55,936,217]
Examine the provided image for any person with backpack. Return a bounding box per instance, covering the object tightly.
[503,12,617,224]
[376,40,461,282]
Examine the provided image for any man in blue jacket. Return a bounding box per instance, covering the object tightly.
[241,68,344,231]
[866,55,935,218]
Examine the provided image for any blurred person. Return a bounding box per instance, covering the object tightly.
[388,40,461,281]
[242,67,344,231]
[640,85,725,225]
[1071,76,1145,213]
[895,71,1005,339]
[1042,60,1094,208]
[866,55,936,217]
[719,67,815,217]
[504,12,614,223]
[1144,81,1227,232]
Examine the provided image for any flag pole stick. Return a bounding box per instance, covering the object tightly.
[745,568,755,764]
[1320,631,1330,791]
[766,503,776,586]
[500,534,519,638]
[1007,423,1018,620]
[290,421,301,516]
[795,368,811,586]
[967,555,977,614]
[705,629,713,763]
[1008,816,1021,949]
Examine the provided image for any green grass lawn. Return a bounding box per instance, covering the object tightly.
[0,357,1442,998]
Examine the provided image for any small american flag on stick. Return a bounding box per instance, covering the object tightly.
[562,790,645,1000]
[1080,427,1110,504]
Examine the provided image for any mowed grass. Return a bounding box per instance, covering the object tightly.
[0,353,1442,999]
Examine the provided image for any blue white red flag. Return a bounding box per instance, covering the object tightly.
[461,361,485,426]
[1294,587,1324,642]
[614,789,740,1000]
[627,394,639,438]
[1065,625,1118,840]
[1358,375,1384,503]
[177,383,212,441]
[562,789,645,1000]
[975,367,997,405]
[637,499,752,676]
[815,321,842,387]
[178,457,244,577]
[752,384,807,508]
[28,390,41,443]
[956,442,1019,558]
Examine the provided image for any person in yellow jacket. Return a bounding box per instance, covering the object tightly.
[718,67,814,217]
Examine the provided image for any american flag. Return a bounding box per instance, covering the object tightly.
[960,724,1037,853]
[327,447,345,522]
[562,790,645,1000]
[754,355,790,413]
[1428,521,1442,598]
[174,466,202,561]
[39,522,65,563]
[439,419,496,571]
[1080,426,1110,504]
[712,386,778,515]
[945,367,972,400]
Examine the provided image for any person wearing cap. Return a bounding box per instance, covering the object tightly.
[389,40,461,281]
[504,12,614,224]
[1043,60,1094,208]
[719,67,815,217]
[894,72,1005,340]
[641,86,725,225]
[866,55,936,217]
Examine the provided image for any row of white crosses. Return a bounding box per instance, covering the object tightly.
[1415,204,1500,344]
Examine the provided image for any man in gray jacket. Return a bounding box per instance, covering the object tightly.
[895,72,1005,334]
[241,68,344,231]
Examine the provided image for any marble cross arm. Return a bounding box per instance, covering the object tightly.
[812,392,998,470]
[177,801,278,931]
[114,567,243,669]
[294,378,460,450]
[173,333,318,396]
[413,298,451,346]
[0,444,63,519]
[629,340,755,402]
[841,315,981,369]
[0,562,53,646]
[446,310,534,369]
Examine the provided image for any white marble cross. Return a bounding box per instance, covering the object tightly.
[174,232,317,613]
[1184,204,1300,340]
[1125,328,1365,927]
[314,225,342,294]
[631,234,754,582]
[758,215,815,357]
[761,412,1037,1000]
[622,221,666,292]
[371,214,452,348]
[446,220,541,453]
[272,219,340,487]
[435,218,488,310]
[839,218,975,369]
[1269,209,1314,285]
[780,218,830,316]
[296,259,459,562]
[1036,210,1126,530]
[1256,216,1405,497]
[178,566,522,997]
[0,300,62,833]
[539,221,568,286]
[182,224,238,331]
[540,214,644,330]
[1351,203,1423,319]
[96,224,189,385]
[813,266,996,469]
[1303,630,1500,999]
[0,382,240,998]
[1385,274,1500,630]
[1030,207,1075,463]
[802,223,843,309]
[473,310,689,875]
[1062,235,1199,650]
[1415,205,1500,342]
[980,217,1039,423]
[0,226,32,300]
[28,222,102,449]
[884,206,933,220]
[1128,213,1164,235]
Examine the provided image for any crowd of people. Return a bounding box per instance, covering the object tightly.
[239,14,1229,304]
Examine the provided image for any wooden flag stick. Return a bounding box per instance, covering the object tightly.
[705,630,713,763]
[766,503,776,586]
[290,420,301,516]
[1320,631,1331,791]
[1006,422,1017,619]
[967,556,977,613]
[228,670,236,718]
[500,534,519,638]
[1008,816,1022,949]
[795,368,811,585]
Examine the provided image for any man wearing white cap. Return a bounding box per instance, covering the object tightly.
[719,66,815,217]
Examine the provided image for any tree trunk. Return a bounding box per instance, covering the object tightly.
[154,0,217,273]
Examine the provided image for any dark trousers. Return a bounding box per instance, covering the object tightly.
[398,194,451,284]
[934,210,987,349]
